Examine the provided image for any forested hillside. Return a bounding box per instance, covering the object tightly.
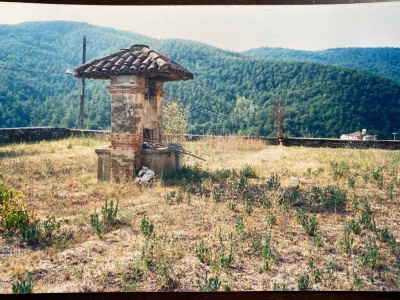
[1,21,400,139]
[243,47,400,83]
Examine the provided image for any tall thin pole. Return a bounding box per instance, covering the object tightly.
[79,36,86,129]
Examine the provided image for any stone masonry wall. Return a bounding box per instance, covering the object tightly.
[0,127,109,144]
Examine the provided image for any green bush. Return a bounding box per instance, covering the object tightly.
[101,198,119,226]
[198,271,221,292]
[0,181,29,234]
[266,172,280,190]
[195,240,210,263]
[21,221,41,245]
[90,212,105,238]
[12,271,33,294]
[296,208,318,236]
[297,274,309,291]
[240,165,257,178]
[140,215,154,238]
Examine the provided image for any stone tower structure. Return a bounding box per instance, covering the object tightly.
[74,44,193,180]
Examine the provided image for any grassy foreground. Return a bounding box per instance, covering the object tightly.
[0,136,400,292]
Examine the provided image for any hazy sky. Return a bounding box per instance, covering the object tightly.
[0,2,399,51]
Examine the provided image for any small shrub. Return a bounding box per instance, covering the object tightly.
[345,219,361,235]
[359,202,375,231]
[43,216,60,238]
[239,173,248,190]
[101,198,119,226]
[240,165,257,178]
[308,258,322,283]
[297,274,309,291]
[272,281,287,291]
[313,232,324,248]
[348,174,356,189]
[198,271,221,292]
[361,237,378,269]
[212,189,222,203]
[279,185,299,208]
[244,198,253,215]
[165,191,176,203]
[266,172,280,190]
[227,199,237,211]
[21,221,41,245]
[296,208,318,236]
[235,216,245,235]
[0,181,29,234]
[326,261,335,281]
[341,226,354,256]
[265,212,276,230]
[252,232,274,271]
[140,215,154,238]
[195,240,210,263]
[353,271,362,289]
[90,212,105,238]
[12,271,33,294]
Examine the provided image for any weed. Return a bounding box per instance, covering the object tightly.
[176,190,183,203]
[341,226,354,256]
[12,271,33,294]
[313,232,324,248]
[195,240,210,263]
[90,212,105,238]
[361,237,378,269]
[359,202,375,231]
[101,198,119,226]
[21,221,41,245]
[272,280,287,291]
[0,181,29,234]
[330,161,350,179]
[348,174,356,189]
[279,185,299,208]
[227,199,237,211]
[43,216,60,238]
[210,234,234,272]
[244,198,253,215]
[362,172,370,184]
[165,191,176,203]
[345,219,361,235]
[240,165,257,178]
[235,216,245,235]
[121,263,144,292]
[297,274,310,291]
[265,212,276,230]
[326,261,335,281]
[252,232,274,271]
[212,189,222,203]
[308,257,322,283]
[296,208,318,236]
[352,197,359,210]
[140,215,154,238]
[371,167,385,189]
[266,172,280,190]
[198,271,220,292]
[387,182,394,202]
[239,173,248,190]
[353,271,362,289]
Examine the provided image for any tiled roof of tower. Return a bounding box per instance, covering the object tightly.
[74,44,194,81]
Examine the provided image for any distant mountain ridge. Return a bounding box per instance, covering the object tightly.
[0,21,399,139]
[242,47,400,83]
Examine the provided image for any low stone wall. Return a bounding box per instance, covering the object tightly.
[186,135,400,150]
[1,129,400,150]
[0,127,110,144]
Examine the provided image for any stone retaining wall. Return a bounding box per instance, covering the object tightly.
[1,129,400,150]
[0,127,110,144]
[186,135,400,150]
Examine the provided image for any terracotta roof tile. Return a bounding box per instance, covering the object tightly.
[75,44,193,81]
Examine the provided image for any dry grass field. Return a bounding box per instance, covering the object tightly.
[1,136,400,293]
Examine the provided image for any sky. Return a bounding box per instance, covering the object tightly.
[0,2,399,51]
